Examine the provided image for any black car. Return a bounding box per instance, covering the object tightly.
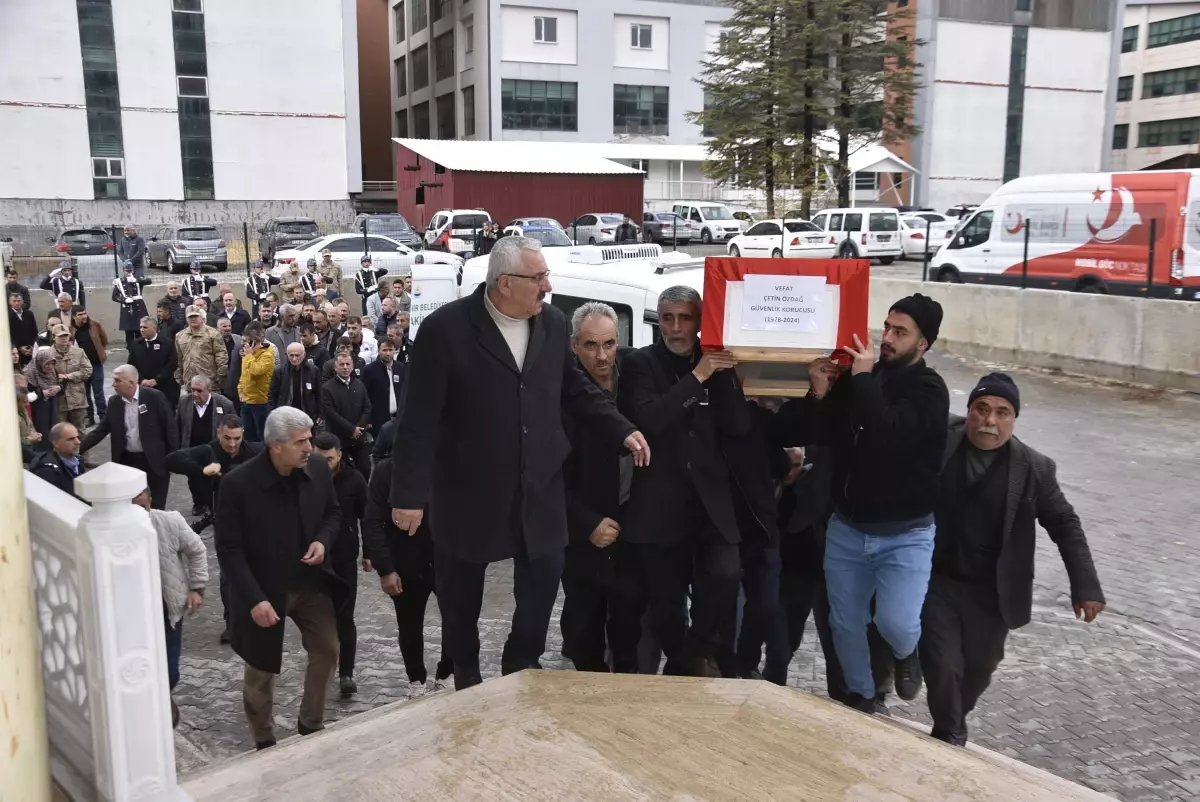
[258,217,320,262]
[47,227,116,259]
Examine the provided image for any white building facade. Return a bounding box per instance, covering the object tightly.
[0,0,362,225]
[1112,0,1200,171]
[906,0,1119,212]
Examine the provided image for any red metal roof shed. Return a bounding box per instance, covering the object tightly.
[393,139,645,230]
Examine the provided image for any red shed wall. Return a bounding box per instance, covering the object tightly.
[395,144,457,230]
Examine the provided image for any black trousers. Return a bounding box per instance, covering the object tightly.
[628,523,741,676]
[186,473,213,511]
[332,557,358,678]
[341,438,372,484]
[559,541,644,674]
[389,573,453,684]
[119,452,169,510]
[434,544,565,690]
[919,575,1009,745]
[736,542,789,684]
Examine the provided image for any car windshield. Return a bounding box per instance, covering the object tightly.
[699,206,734,220]
[365,216,413,234]
[521,228,573,247]
[869,213,899,232]
[293,237,326,251]
[600,215,626,225]
[178,227,219,241]
[523,218,561,228]
[279,221,319,235]
[653,213,681,221]
[784,221,820,233]
[451,214,489,229]
[62,230,110,243]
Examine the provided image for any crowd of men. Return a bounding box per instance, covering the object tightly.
[11,234,1106,753]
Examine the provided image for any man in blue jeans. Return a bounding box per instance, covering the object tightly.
[776,293,948,714]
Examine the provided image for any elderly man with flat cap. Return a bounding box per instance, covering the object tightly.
[918,372,1104,746]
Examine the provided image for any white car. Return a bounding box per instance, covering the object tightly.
[808,207,904,263]
[727,219,837,259]
[568,213,628,245]
[899,215,955,259]
[270,232,460,279]
[423,209,492,254]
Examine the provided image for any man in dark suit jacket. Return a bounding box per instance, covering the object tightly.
[27,422,87,498]
[320,352,372,482]
[216,290,251,336]
[214,407,342,749]
[361,338,405,435]
[8,290,38,352]
[919,373,1105,747]
[388,236,648,690]
[618,285,754,678]
[128,316,181,407]
[79,364,178,509]
[269,342,322,420]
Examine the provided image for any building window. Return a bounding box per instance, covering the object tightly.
[394,57,407,96]
[501,79,578,131]
[1116,75,1133,102]
[173,0,202,12]
[92,157,124,178]
[78,0,126,199]
[395,2,405,43]
[396,109,408,137]
[463,85,475,136]
[465,21,474,52]
[1142,66,1200,99]
[534,16,557,43]
[434,30,454,82]
[1015,0,1031,10]
[410,0,427,34]
[1112,124,1129,150]
[1122,25,1138,53]
[177,75,208,97]
[854,173,878,191]
[1138,117,1200,147]
[412,44,429,91]
[1148,13,1200,49]
[614,85,668,135]
[630,23,653,50]
[413,101,431,138]
[432,0,450,23]
[435,92,456,139]
[630,159,649,175]
[1002,26,1028,183]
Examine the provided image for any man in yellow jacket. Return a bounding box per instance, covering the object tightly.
[237,321,276,442]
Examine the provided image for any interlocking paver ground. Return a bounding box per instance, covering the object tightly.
[85,348,1200,799]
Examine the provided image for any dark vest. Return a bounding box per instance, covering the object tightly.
[933,441,1010,582]
[191,403,212,447]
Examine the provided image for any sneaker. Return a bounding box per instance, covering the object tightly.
[297,721,321,736]
[844,693,887,716]
[408,679,429,698]
[339,675,357,697]
[432,678,449,693]
[219,627,231,644]
[190,503,210,517]
[894,651,924,701]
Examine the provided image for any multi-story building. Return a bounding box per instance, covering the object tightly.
[0,0,362,225]
[900,0,1119,211]
[1112,1,1200,171]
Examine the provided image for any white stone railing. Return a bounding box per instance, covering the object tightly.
[25,463,188,801]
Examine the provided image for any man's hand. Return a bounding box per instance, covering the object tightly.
[202,463,222,477]
[589,517,621,549]
[1074,601,1105,623]
[380,572,402,596]
[140,378,157,387]
[301,541,326,566]
[186,591,204,614]
[250,601,280,627]
[844,334,875,376]
[29,431,43,444]
[807,357,837,399]
[351,427,362,440]
[692,350,738,383]
[624,431,651,467]
[782,446,807,486]
[362,558,373,572]
[391,508,424,535]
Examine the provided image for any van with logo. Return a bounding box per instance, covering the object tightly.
[670,201,744,245]
[808,207,903,264]
[929,171,1200,299]
[407,262,459,339]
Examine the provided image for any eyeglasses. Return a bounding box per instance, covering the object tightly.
[502,271,550,283]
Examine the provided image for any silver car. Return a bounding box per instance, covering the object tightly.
[146,224,228,273]
[569,213,631,245]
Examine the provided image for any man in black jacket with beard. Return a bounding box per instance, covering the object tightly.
[321,352,372,481]
[269,342,322,420]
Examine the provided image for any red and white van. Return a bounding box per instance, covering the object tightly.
[930,170,1200,299]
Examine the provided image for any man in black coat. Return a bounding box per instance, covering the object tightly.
[79,364,178,509]
[244,260,279,318]
[128,317,181,407]
[269,342,322,420]
[300,322,330,370]
[388,236,648,689]
[320,352,373,481]
[216,290,251,336]
[27,422,87,497]
[215,407,342,749]
[40,260,85,307]
[559,303,642,674]
[312,433,369,697]
[919,374,1105,747]
[8,290,37,352]
[6,267,32,314]
[182,260,217,303]
[361,338,405,435]
[165,413,263,643]
[112,262,152,349]
[618,286,755,678]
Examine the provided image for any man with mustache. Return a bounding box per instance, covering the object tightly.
[919,373,1104,746]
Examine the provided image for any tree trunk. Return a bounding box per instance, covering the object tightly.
[837,17,853,208]
[764,140,777,218]
[800,0,816,218]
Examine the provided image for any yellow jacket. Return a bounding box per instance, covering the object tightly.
[238,343,276,405]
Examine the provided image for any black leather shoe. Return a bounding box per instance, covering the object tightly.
[339,674,357,697]
[255,738,276,750]
[454,672,483,691]
[219,627,231,644]
[894,651,924,701]
[297,722,321,736]
[844,693,888,716]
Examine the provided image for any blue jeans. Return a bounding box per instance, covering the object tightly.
[241,402,269,442]
[86,361,107,419]
[164,611,182,689]
[824,516,935,699]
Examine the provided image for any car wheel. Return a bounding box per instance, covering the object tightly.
[936,266,962,283]
[701,229,713,245]
[771,248,783,259]
[836,242,858,259]
[588,237,597,245]
[1075,277,1107,294]
[146,250,155,269]
[878,256,895,265]
[730,245,741,257]
[217,263,228,273]
[166,254,176,274]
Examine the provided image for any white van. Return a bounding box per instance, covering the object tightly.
[670,201,744,245]
[425,209,492,254]
[808,207,903,263]
[407,262,459,339]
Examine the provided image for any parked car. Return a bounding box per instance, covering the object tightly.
[906,211,955,226]
[502,218,565,237]
[258,217,320,262]
[46,228,115,271]
[271,232,460,279]
[146,224,228,273]
[352,213,423,249]
[808,207,903,263]
[423,209,491,254]
[503,225,573,249]
[944,204,980,220]
[727,219,837,259]
[670,202,743,244]
[899,215,955,259]
[728,208,756,232]
[568,213,626,245]
[0,236,13,271]
[642,212,695,244]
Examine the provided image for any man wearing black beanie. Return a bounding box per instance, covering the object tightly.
[919,372,1105,746]
[773,293,949,714]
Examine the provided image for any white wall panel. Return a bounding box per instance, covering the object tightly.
[933,20,1013,86]
[211,116,347,200]
[614,15,669,71]
[121,110,184,200]
[0,0,86,105]
[1020,89,1106,175]
[929,83,1008,183]
[111,0,177,109]
[1026,28,1110,92]
[0,107,93,199]
[499,6,578,65]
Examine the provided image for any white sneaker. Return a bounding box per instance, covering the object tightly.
[408,680,429,698]
[432,678,449,693]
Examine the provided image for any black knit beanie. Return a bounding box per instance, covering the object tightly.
[888,293,943,347]
[969,372,1021,417]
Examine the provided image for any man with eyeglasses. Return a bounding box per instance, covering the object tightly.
[388,235,650,690]
[176,375,234,516]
